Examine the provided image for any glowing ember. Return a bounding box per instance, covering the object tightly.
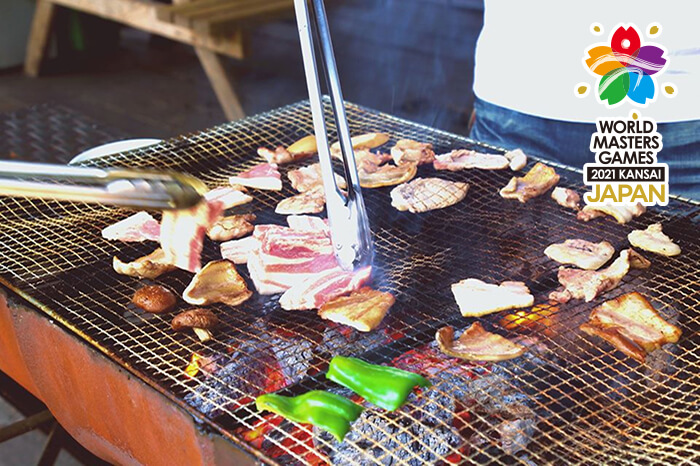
[185,353,203,378]
[500,304,557,333]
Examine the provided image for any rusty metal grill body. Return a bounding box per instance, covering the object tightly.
[0,100,698,465]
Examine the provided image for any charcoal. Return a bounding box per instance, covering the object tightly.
[184,342,272,418]
[269,336,313,384]
[318,326,388,356]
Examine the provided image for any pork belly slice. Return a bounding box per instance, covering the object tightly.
[433,149,509,171]
[257,224,333,259]
[183,260,252,306]
[551,187,581,210]
[390,177,469,213]
[208,214,256,242]
[544,239,615,270]
[436,323,526,361]
[276,186,325,215]
[359,161,417,188]
[499,162,560,203]
[248,249,339,295]
[549,249,650,303]
[113,248,176,279]
[318,287,395,332]
[101,211,160,242]
[220,236,259,264]
[286,215,330,234]
[160,200,223,273]
[229,163,282,191]
[280,266,372,311]
[504,148,528,171]
[628,223,681,257]
[580,292,681,363]
[577,202,646,224]
[351,149,393,167]
[390,139,435,165]
[203,186,252,210]
[287,163,346,193]
[258,135,317,164]
[451,278,534,317]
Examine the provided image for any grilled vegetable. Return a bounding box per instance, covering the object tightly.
[326,356,430,411]
[255,391,363,441]
[172,308,219,342]
[132,285,177,313]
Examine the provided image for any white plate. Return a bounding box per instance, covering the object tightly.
[69,138,162,165]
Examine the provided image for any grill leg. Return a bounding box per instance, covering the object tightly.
[25,0,57,77]
[0,409,54,443]
[37,421,67,466]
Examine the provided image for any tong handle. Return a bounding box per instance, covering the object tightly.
[293,0,373,270]
[0,161,206,210]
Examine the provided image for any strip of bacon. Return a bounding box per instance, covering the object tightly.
[286,215,330,234]
[279,266,372,310]
[204,186,253,209]
[229,163,282,191]
[160,200,223,273]
[101,211,160,242]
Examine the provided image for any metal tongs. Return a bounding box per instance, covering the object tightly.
[293,0,374,271]
[0,161,206,210]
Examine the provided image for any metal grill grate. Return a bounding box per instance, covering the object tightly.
[0,100,698,465]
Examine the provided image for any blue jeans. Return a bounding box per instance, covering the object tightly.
[469,97,700,200]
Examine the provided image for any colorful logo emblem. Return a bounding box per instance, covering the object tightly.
[583,24,668,107]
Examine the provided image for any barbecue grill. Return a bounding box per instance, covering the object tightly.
[0,99,698,465]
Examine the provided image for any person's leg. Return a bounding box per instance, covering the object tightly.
[470,97,700,199]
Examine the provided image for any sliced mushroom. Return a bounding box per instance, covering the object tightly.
[172,308,219,342]
[132,285,177,313]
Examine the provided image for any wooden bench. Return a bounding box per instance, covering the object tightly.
[25,0,293,121]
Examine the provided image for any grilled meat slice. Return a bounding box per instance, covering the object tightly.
[229,163,282,191]
[499,162,560,203]
[580,292,682,362]
[287,162,346,193]
[220,236,259,264]
[391,139,435,165]
[286,215,329,234]
[102,211,160,242]
[330,132,390,155]
[551,187,581,210]
[132,285,177,313]
[279,266,372,311]
[113,248,176,279]
[436,323,526,361]
[208,214,256,242]
[628,223,681,256]
[318,287,395,332]
[451,278,534,317]
[550,249,650,303]
[358,161,417,188]
[390,177,468,213]
[160,199,223,273]
[203,186,252,209]
[259,135,317,164]
[183,260,252,306]
[577,202,646,224]
[433,149,509,171]
[504,148,528,171]
[275,186,325,215]
[544,239,615,270]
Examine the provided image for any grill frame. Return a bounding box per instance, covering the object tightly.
[0,100,698,465]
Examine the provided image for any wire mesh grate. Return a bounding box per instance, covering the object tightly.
[0,100,698,465]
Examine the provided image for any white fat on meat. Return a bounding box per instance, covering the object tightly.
[203,186,253,209]
[504,148,527,171]
[544,239,615,270]
[101,211,160,242]
[220,236,260,264]
[451,278,534,317]
[577,203,646,224]
[160,200,223,273]
[551,187,581,210]
[229,163,282,191]
[279,266,372,311]
[286,215,330,234]
[433,149,509,171]
[628,223,681,257]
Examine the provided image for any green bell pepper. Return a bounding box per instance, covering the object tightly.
[326,356,431,411]
[255,390,363,441]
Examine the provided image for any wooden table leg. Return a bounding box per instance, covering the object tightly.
[195,47,246,121]
[25,0,57,77]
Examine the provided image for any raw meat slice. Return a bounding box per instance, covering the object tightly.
[203,186,253,209]
[101,212,160,242]
[229,163,282,191]
[279,266,372,310]
[451,279,534,317]
[433,150,509,171]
